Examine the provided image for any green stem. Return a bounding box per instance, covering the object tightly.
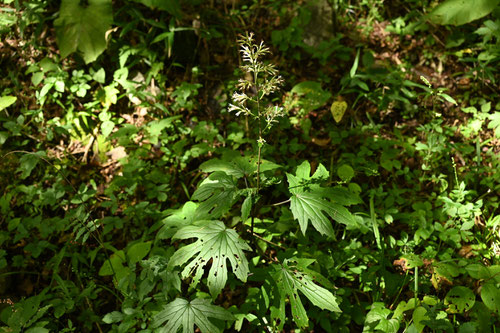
[414,266,419,306]
[251,70,263,241]
[369,192,382,251]
[270,198,291,206]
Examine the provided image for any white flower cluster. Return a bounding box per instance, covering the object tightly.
[228,32,285,135]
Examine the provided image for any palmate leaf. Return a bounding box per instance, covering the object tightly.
[200,155,281,178]
[290,193,335,237]
[192,172,240,220]
[151,298,234,333]
[287,161,356,237]
[54,0,113,64]
[157,201,198,239]
[271,258,341,329]
[168,221,251,298]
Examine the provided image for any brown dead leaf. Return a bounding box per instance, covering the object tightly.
[393,258,409,272]
[431,271,453,290]
[458,245,474,258]
[107,146,127,161]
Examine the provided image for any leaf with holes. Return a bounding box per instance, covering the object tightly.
[481,282,500,313]
[167,220,251,298]
[192,172,240,220]
[271,258,341,329]
[54,0,113,64]
[287,161,356,236]
[445,286,475,313]
[151,298,234,333]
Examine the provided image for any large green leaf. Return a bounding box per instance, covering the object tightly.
[290,81,331,113]
[364,302,400,333]
[192,172,240,220]
[290,193,340,236]
[444,286,475,313]
[0,95,16,111]
[158,201,198,239]
[287,161,356,236]
[98,250,132,290]
[200,156,281,179]
[428,0,500,26]
[151,298,234,333]
[481,282,500,313]
[54,0,113,63]
[126,241,152,265]
[168,221,252,297]
[16,151,46,179]
[287,160,329,194]
[271,258,341,329]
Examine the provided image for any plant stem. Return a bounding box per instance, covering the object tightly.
[414,266,419,306]
[251,69,263,240]
[270,198,291,206]
[247,229,285,250]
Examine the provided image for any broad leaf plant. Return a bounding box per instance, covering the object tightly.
[155,32,356,332]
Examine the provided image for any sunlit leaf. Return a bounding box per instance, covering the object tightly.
[0,95,17,111]
[400,254,424,268]
[102,311,124,324]
[481,282,500,313]
[54,0,113,63]
[291,81,331,113]
[331,100,347,123]
[287,161,356,236]
[192,172,240,220]
[350,49,360,78]
[337,164,354,181]
[412,306,429,332]
[365,302,400,333]
[101,120,114,138]
[152,298,234,333]
[445,286,475,313]
[200,156,281,178]
[168,220,251,297]
[487,112,500,138]
[428,0,500,26]
[271,258,341,329]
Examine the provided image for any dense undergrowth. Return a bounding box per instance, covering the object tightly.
[0,0,499,332]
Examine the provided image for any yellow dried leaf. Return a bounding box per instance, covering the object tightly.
[331,101,347,123]
[311,137,331,146]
